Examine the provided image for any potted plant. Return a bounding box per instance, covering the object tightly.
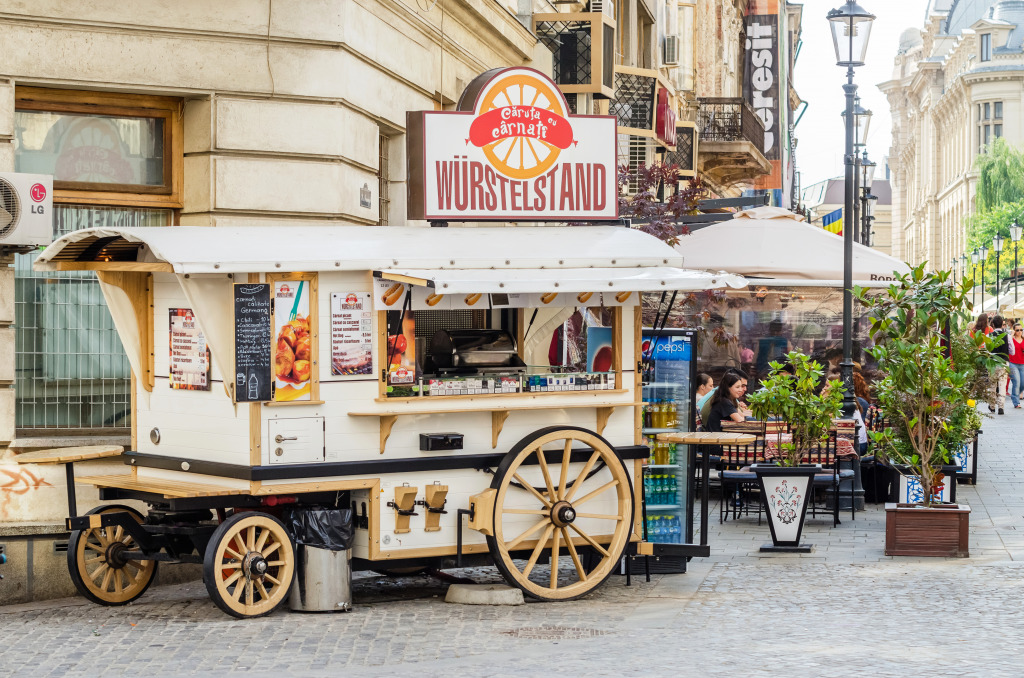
[854,264,995,557]
[747,350,844,552]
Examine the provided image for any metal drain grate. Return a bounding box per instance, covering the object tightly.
[501,626,610,640]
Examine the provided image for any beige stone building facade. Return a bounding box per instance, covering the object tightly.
[801,176,894,258]
[881,0,1024,269]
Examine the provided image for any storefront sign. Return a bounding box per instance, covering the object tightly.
[407,67,618,221]
[168,308,210,391]
[331,292,373,377]
[744,0,786,203]
[272,280,312,402]
[233,283,273,402]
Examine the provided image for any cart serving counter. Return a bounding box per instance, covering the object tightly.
[29,225,741,618]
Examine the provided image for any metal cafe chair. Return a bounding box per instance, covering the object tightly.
[718,420,769,524]
[802,431,855,527]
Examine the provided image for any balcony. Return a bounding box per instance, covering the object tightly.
[695,97,771,189]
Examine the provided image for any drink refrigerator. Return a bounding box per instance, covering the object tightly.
[639,328,698,574]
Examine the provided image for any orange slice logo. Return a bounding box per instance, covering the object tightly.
[468,74,574,180]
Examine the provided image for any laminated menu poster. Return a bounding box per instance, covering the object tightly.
[273,279,312,402]
[233,283,273,402]
[168,308,210,391]
[331,292,373,377]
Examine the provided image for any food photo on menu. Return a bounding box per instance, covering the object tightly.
[273,280,313,401]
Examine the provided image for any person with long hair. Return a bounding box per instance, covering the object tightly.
[1009,322,1024,408]
[706,371,751,432]
[852,371,871,413]
[971,313,991,338]
[694,373,715,427]
[990,315,1010,414]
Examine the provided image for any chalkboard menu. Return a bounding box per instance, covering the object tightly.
[234,283,273,402]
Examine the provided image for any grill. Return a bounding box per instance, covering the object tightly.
[428,329,526,374]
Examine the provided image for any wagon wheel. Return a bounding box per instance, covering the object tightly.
[478,74,566,180]
[203,512,295,619]
[487,426,633,601]
[68,504,158,606]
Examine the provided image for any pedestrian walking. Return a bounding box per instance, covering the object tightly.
[990,315,1010,414]
[1008,322,1024,409]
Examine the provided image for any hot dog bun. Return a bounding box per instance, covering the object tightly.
[576,292,593,304]
[464,293,482,306]
[541,292,558,304]
[383,287,404,306]
[426,293,444,307]
[615,291,632,303]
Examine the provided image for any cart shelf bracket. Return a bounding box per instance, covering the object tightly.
[596,406,615,436]
[380,415,398,454]
[418,483,449,532]
[388,484,419,533]
[466,488,496,536]
[492,411,510,448]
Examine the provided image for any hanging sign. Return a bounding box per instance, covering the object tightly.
[168,308,210,391]
[407,67,618,221]
[233,283,273,402]
[272,280,312,402]
[331,292,373,377]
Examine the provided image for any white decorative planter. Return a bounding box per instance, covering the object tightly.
[753,465,818,552]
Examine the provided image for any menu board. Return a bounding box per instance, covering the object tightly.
[233,283,273,402]
[331,292,373,377]
[168,308,210,391]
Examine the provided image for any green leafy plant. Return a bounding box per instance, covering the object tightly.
[854,264,996,506]
[747,350,844,467]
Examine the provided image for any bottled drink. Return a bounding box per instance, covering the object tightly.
[668,401,678,428]
[668,443,676,466]
[653,401,665,428]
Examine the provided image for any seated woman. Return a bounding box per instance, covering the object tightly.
[706,372,752,433]
[694,373,714,428]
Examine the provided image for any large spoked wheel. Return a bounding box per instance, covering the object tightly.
[68,504,158,606]
[203,511,295,619]
[487,426,633,601]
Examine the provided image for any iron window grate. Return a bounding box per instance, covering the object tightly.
[663,127,695,173]
[611,71,656,130]
[536,20,594,87]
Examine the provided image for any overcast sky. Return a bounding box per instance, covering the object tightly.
[794,0,930,190]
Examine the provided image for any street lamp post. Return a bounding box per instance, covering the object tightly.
[1011,220,1022,306]
[952,257,959,285]
[972,249,980,307]
[861,153,876,246]
[828,0,875,418]
[980,244,990,313]
[994,233,1005,313]
[961,252,969,293]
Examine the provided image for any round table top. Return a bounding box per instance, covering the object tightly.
[656,431,757,445]
[13,445,124,465]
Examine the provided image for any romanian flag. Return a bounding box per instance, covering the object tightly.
[822,208,843,236]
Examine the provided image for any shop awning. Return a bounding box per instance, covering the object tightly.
[374,267,746,294]
[35,224,703,275]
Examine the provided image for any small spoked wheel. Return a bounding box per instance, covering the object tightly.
[68,504,158,606]
[203,511,295,619]
[487,427,633,601]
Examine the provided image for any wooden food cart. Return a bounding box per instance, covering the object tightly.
[27,224,742,617]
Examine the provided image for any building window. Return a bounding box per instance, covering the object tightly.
[978,100,1003,150]
[12,89,181,433]
[378,132,390,226]
[981,33,992,62]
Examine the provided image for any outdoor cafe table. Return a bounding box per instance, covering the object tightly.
[656,431,757,547]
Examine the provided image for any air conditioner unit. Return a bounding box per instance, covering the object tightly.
[0,172,53,248]
[663,35,680,66]
[589,0,614,19]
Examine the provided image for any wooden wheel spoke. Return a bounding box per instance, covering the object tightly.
[224,570,243,587]
[574,479,620,508]
[113,526,124,542]
[245,581,254,607]
[534,446,558,503]
[565,451,601,502]
[246,526,256,552]
[223,547,244,561]
[512,473,553,508]
[522,525,554,578]
[84,556,105,566]
[220,561,243,570]
[100,567,114,592]
[255,527,270,553]
[262,541,282,558]
[506,517,551,551]
[568,524,609,557]
[574,512,622,521]
[266,560,286,567]
[93,529,109,547]
[558,440,572,500]
[113,571,124,595]
[562,528,587,582]
[256,580,271,602]
[85,541,105,553]
[89,562,110,582]
[549,526,561,589]
[264,573,281,586]
[234,534,247,555]
[503,509,550,515]
[231,578,246,602]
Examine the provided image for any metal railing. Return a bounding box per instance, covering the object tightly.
[696,98,765,151]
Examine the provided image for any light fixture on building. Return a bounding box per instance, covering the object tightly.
[828,0,875,417]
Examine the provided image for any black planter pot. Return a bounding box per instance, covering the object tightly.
[753,464,819,553]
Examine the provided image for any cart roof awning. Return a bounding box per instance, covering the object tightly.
[374,267,745,293]
[33,224,723,276]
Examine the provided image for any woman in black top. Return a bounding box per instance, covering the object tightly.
[707,372,750,432]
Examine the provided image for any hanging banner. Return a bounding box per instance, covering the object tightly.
[407,67,618,221]
[168,308,210,391]
[272,280,312,402]
[744,0,783,202]
[331,292,373,377]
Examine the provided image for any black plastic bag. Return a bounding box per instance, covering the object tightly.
[282,507,355,551]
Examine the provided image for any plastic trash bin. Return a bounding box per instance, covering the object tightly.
[283,508,354,613]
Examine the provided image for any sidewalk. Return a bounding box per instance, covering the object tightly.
[0,406,1022,677]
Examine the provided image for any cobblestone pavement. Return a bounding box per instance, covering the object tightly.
[2,407,1023,677]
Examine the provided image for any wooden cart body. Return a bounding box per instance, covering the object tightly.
[31,224,743,615]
